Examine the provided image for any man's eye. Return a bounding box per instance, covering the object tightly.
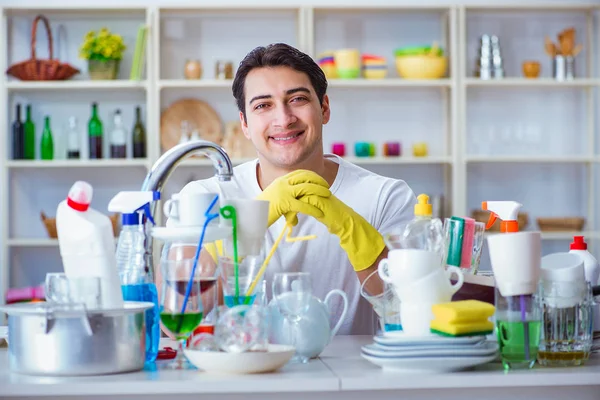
[291,96,307,102]
[254,103,268,110]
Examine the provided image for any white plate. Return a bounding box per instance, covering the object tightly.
[361,341,499,358]
[151,225,231,243]
[361,352,499,372]
[374,332,485,347]
[183,344,295,374]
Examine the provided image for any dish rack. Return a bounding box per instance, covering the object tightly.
[471,210,529,232]
[41,211,120,238]
[536,217,585,232]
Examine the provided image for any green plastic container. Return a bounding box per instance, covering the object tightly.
[394,46,444,57]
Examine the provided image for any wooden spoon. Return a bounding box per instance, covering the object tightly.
[544,36,557,57]
[572,43,583,57]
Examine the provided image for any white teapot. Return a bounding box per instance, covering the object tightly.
[268,289,348,359]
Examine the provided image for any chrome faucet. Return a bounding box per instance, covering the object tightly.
[140,140,234,278]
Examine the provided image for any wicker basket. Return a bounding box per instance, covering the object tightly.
[41,211,119,238]
[6,15,80,81]
[471,209,529,232]
[536,217,585,232]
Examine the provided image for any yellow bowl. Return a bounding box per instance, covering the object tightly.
[395,55,447,79]
[319,63,338,79]
[363,69,387,79]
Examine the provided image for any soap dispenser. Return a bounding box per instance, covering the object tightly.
[398,193,444,254]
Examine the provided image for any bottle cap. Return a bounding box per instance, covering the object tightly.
[414,193,432,217]
[66,181,93,212]
[570,235,587,250]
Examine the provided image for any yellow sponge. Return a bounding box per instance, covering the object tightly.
[430,319,494,337]
[431,300,495,324]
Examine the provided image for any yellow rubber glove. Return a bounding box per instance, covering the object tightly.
[299,194,385,272]
[256,169,332,227]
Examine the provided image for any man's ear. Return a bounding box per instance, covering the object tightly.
[321,94,331,125]
[239,111,251,140]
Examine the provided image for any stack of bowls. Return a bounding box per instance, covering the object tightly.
[394,45,447,79]
[333,48,361,79]
[317,51,337,79]
[362,54,388,79]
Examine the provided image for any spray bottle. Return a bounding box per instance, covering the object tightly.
[108,190,160,362]
[483,200,541,370]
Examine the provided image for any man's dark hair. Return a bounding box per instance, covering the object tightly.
[232,43,328,121]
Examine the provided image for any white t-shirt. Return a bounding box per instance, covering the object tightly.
[178,154,416,334]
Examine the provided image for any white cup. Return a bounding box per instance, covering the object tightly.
[541,252,585,283]
[487,231,541,297]
[400,302,435,336]
[391,266,464,304]
[163,191,219,227]
[220,198,270,257]
[377,249,442,287]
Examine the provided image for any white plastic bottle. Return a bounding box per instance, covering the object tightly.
[401,193,443,252]
[56,181,124,309]
[569,236,600,285]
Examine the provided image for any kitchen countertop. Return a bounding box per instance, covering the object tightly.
[1,335,600,400]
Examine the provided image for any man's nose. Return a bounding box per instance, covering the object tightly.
[273,105,297,128]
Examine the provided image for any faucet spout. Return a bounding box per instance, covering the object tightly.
[140,140,233,281]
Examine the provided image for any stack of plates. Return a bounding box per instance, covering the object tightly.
[361,332,499,372]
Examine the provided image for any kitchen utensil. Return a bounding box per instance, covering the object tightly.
[361,351,498,372]
[163,191,220,227]
[220,205,240,298]
[160,99,223,153]
[362,340,498,358]
[0,301,152,376]
[184,60,202,79]
[219,254,264,307]
[395,54,447,79]
[44,273,102,309]
[269,288,348,359]
[443,217,485,274]
[215,304,269,353]
[374,331,485,346]
[220,198,270,259]
[544,36,557,57]
[360,269,402,332]
[184,344,295,374]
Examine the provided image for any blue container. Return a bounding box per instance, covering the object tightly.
[122,282,160,363]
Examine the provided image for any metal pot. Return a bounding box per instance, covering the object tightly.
[0,301,153,376]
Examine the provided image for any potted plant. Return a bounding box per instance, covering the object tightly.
[79,28,126,80]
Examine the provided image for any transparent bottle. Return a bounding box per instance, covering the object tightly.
[393,193,443,253]
[110,109,127,159]
[66,116,80,159]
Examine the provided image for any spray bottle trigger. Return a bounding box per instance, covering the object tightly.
[139,203,155,226]
[486,212,498,230]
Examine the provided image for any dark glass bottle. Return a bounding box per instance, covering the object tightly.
[132,106,146,158]
[40,116,54,160]
[88,102,103,159]
[12,104,24,159]
[23,104,35,160]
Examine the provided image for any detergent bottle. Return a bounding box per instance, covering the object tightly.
[56,181,124,309]
[401,194,444,253]
[108,190,161,362]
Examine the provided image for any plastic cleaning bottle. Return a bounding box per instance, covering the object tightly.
[108,190,161,363]
[481,201,522,233]
[56,181,124,309]
[402,193,443,252]
[568,236,599,285]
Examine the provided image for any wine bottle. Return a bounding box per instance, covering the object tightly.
[23,104,35,160]
[12,104,24,160]
[132,106,146,158]
[88,102,103,159]
[66,116,80,159]
[110,109,127,158]
[40,116,54,160]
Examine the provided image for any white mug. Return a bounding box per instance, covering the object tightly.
[392,266,464,304]
[377,249,442,287]
[400,302,435,336]
[163,191,219,227]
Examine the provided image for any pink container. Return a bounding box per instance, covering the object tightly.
[332,142,346,157]
[383,142,401,156]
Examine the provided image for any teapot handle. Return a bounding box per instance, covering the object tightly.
[324,289,349,340]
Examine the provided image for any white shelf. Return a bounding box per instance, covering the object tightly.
[180,157,256,167]
[159,79,232,89]
[466,156,594,163]
[342,156,451,165]
[6,80,149,91]
[7,238,59,247]
[540,231,598,240]
[327,79,452,88]
[6,159,150,168]
[465,78,600,88]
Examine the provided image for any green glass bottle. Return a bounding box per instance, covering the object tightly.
[40,116,54,160]
[132,106,146,158]
[88,102,103,159]
[23,104,35,160]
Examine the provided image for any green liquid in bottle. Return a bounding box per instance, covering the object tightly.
[496,320,541,370]
[40,116,54,160]
[160,312,203,340]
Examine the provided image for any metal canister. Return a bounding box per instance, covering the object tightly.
[0,301,153,376]
[553,55,574,81]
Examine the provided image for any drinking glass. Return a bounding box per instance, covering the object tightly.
[272,272,312,364]
[219,254,264,307]
[44,273,102,309]
[160,259,211,369]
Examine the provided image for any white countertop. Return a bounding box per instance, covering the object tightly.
[1,336,600,399]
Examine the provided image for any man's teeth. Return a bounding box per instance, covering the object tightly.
[273,133,301,141]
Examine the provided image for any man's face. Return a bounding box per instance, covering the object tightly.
[240,66,330,168]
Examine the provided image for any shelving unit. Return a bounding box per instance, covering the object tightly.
[1,3,599,310]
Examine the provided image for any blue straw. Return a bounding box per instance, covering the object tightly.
[177,195,220,332]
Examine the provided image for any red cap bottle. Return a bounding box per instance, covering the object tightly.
[570,236,587,251]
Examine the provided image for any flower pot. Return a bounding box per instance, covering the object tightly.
[88,59,120,80]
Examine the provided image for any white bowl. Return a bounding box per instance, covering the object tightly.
[183,344,295,374]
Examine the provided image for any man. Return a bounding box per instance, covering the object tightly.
[178,43,416,334]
